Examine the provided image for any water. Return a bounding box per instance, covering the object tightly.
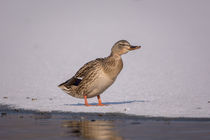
[62,120,122,140]
[1,110,210,140]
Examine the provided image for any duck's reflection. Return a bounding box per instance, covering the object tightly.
[62,120,123,140]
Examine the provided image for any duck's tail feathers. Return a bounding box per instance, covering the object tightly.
[58,83,69,91]
[58,77,82,88]
[58,78,73,91]
[58,77,84,98]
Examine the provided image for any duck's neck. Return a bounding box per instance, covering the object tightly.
[110,52,121,59]
[103,52,123,80]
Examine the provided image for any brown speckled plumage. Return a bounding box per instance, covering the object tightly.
[58,40,141,105]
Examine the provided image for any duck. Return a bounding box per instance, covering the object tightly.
[58,40,141,106]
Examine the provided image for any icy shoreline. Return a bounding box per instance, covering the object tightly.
[1,0,210,118]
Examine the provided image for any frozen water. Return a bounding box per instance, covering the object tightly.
[0,0,210,117]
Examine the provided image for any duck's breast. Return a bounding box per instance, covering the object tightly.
[87,70,114,98]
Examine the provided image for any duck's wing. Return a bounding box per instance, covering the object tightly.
[58,76,82,89]
[59,59,103,89]
[75,59,103,79]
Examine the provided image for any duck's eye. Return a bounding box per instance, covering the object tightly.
[118,44,125,49]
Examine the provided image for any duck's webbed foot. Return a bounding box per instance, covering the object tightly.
[84,95,107,106]
[97,95,107,106]
[84,95,93,106]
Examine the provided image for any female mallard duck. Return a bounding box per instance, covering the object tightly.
[58,40,141,106]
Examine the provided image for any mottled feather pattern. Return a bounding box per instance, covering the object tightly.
[77,68,101,97]
[101,55,123,80]
[75,60,99,78]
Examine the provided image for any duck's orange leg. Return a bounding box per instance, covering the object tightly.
[97,95,106,106]
[84,95,92,106]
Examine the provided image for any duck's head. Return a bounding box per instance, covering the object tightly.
[111,40,141,55]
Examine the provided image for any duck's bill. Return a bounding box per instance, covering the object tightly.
[129,46,141,50]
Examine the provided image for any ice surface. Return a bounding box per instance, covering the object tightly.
[0,0,210,117]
